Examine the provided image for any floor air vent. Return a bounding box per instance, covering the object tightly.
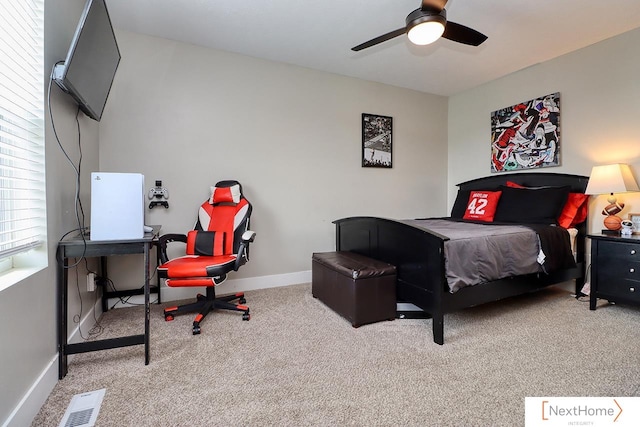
[58,389,106,427]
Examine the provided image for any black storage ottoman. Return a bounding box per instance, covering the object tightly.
[312,251,396,327]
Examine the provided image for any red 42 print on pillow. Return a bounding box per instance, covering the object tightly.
[463,191,502,222]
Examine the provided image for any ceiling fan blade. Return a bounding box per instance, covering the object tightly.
[421,0,447,11]
[442,21,487,46]
[351,27,406,51]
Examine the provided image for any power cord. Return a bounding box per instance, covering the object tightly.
[51,75,159,325]
[51,62,88,265]
[101,265,159,309]
[575,263,591,303]
[51,65,99,339]
[71,259,104,340]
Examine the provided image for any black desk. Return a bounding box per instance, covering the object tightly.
[56,226,160,379]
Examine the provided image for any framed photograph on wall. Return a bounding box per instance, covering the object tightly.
[362,113,392,168]
[490,92,560,173]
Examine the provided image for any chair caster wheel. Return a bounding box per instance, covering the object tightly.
[192,326,201,335]
[242,313,250,321]
[239,297,247,304]
[164,313,174,321]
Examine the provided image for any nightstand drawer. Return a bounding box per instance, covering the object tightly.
[596,241,640,261]
[597,261,640,281]
[595,278,640,303]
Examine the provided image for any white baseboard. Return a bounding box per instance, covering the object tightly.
[3,297,102,427]
[109,270,312,307]
[2,358,57,427]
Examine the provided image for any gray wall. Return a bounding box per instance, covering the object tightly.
[447,27,640,236]
[97,30,449,294]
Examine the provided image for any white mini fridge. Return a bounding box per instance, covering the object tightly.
[90,172,145,240]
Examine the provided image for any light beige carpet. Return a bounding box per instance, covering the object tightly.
[33,283,640,426]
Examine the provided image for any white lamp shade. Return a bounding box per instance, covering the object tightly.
[407,21,445,45]
[585,163,640,195]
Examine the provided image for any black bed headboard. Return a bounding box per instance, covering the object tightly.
[457,172,589,193]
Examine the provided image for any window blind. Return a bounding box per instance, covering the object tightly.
[0,0,46,261]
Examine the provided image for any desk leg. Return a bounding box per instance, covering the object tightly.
[100,256,108,312]
[56,247,68,379]
[144,242,150,365]
[156,244,162,304]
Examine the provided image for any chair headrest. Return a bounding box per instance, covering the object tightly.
[209,182,242,205]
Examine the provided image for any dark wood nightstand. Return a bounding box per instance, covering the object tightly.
[588,233,640,310]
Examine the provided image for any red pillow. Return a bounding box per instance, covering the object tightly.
[463,191,502,222]
[558,193,589,228]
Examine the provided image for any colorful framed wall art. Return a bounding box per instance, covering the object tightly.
[490,92,560,173]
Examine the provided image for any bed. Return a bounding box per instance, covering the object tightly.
[334,172,589,344]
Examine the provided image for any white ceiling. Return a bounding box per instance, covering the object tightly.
[106,0,640,96]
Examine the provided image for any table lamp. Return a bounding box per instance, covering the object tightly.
[585,163,640,234]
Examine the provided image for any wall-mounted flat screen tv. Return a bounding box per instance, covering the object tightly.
[52,0,120,122]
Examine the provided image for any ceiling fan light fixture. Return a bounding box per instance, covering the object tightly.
[407,21,445,45]
[406,8,446,46]
[351,2,487,52]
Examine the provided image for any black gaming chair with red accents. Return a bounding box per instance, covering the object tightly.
[157,180,256,334]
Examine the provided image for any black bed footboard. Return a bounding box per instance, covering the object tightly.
[334,216,449,342]
[334,217,447,295]
[334,215,585,345]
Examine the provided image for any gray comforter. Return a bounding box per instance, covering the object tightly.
[401,219,546,293]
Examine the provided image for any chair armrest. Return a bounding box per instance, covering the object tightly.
[242,230,256,243]
[157,233,187,264]
[235,230,256,271]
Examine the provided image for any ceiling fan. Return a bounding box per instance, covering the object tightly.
[351,0,487,51]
